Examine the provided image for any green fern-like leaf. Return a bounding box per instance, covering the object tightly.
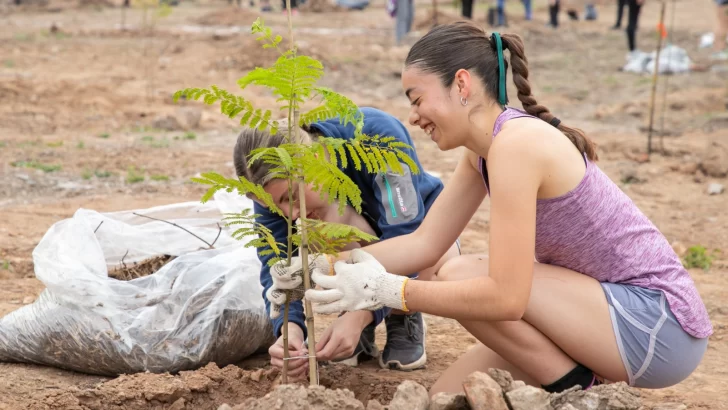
[247,143,307,173]
[237,55,324,113]
[393,149,419,174]
[298,150,362,215]
[266,256,284,267]
[299,218,378,255]
[311,137,349,170]
[311,134,419,177]
[221,210,287,257]
[251,17,284,51]
[298,105,333,126]
[325,143,338,169]
[352,133,420,176]
[173,85,279,134]
[191,172,284,216]
[307,87,364,132]
[298,88,363,134]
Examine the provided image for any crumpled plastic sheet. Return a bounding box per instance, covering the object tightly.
[0,190,274,376]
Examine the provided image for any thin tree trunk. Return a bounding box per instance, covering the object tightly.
[286,0,318,384]
[281,295,290,383]
[284,0,318,385]
[647,0,666,156]
[296,139,318,386]
[281,187,294,384]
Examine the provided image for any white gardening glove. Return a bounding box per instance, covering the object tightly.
[266,254,333,319]
[266,285,301,319]
[304,248,408,315]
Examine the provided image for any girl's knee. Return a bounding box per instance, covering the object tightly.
[433,256,465,282]
[419,242,461,281]
[434,254,489,282]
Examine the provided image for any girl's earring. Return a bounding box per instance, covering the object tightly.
[460,96,468,106]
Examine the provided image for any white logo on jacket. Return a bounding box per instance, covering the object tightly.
[395,187,407,212]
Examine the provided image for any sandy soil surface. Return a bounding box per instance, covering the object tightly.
[1,0,727,408]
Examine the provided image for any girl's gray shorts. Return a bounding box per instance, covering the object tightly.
[600,283,708,388]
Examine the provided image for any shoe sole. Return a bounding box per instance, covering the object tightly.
[335,344,380,367]
[378,316,427,371]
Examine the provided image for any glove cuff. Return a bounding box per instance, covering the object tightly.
[313,253,334,275]
[377,273,409,312]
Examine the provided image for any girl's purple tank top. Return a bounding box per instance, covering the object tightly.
[477,107,712,339]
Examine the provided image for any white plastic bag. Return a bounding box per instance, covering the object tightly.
[622,45,693,74]
[649,44,692,74]
[0,190,274,376]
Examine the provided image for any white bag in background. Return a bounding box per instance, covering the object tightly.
[0,190,275,376]
[622,45,693,74]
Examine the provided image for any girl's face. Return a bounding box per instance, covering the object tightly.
[259,179,333,220]
[401,67,471,151]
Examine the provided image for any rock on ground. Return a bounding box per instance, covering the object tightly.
[506,385,552,410]
[388,380,430,410]
[215,369,680,410]
[429,392,469,410]
[487,368,526,392]
[365,399,385,409]
[230,384,365,410]
[550,382,641,410]
[462,372,509,410]
[700,140,728,178]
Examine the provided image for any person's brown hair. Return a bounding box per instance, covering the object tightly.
[404,21,598,161]
[233,127,286,186]
[233,120,321,186]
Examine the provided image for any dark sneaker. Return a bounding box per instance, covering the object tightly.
[335,320,379,367]
[379,312,427,371]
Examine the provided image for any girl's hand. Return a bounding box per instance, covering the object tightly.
[268,323,309,382]
[306,249,408,314]
[315,311,373,362]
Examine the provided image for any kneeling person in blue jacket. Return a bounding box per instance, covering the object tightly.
[234,107,460,380]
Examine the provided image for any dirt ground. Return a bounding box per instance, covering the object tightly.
[1,0,727,408]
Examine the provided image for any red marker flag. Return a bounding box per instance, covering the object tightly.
[657,22,667,39]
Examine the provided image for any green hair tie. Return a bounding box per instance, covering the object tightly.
[491,32,508,107]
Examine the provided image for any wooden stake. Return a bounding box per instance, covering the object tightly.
[297,183,318,386]
[279,0,298,385]
[293,87,318,387]
[285,0,318,386]
[658,0,677,154]
[646,0,667,156]
[281,295,290,384]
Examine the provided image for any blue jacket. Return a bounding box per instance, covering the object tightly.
[255,107,444,340]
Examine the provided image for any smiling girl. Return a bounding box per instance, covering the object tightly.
[276,22,713,394]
